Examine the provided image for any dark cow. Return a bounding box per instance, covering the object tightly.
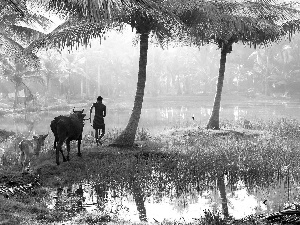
[50,109,86,165]
[19,134,48,173]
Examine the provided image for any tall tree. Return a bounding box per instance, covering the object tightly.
[110,8,177,147]
[176,0,300,130]
[39,49,65,104]
[0,57,43,109]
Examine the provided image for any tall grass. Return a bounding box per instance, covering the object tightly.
[2,118,300,224]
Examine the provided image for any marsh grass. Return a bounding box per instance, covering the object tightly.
[1,118,300,224]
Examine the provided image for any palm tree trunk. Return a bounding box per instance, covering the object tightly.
[111,32,149,147]
[207,43,231,130]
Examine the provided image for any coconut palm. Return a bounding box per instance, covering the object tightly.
[110,9,178,147]
[175,0,300,130]
[38,49,67,104]
[0,56,44,109]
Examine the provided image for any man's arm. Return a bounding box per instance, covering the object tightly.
[90,105,94,123]
[103,105,106,117]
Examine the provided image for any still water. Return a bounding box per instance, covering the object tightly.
[46,174,290,223]
[1,99,300,136]
[46,180,262,223]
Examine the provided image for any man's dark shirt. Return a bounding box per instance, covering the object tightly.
[92,102,106,129]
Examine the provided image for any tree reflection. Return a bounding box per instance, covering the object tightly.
[45,123,300,221]
[53,184,86,218]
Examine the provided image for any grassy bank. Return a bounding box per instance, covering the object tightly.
[1,118,300,224]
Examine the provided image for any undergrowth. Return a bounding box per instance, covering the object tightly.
[1,118,300,224]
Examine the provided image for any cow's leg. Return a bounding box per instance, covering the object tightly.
[54,137,57,149]
[57,141,67,165]
[66,140,70,161]
[60,142,67,162]
[56,142,60,165]
[77,137,82,157]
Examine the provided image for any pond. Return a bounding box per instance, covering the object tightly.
[44,168,294,224]
[45,180,265,223]
[1,96,300,136]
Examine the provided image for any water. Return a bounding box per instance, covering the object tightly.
[1,97,300,136]
[45,177,285,223]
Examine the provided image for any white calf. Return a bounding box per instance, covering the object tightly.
[19,134,48,173]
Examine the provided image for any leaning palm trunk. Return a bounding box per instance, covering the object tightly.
[111,32,149,147]
[207,42,232,130]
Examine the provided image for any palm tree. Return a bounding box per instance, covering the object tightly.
[38,49,66,104]
[110,9,178,147]
[176,0,300,130]
[0,56,44,109]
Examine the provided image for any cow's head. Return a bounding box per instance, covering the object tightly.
[33,134,48,155]
[73,109,86,122]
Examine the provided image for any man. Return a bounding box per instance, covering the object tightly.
[90,96,106,146]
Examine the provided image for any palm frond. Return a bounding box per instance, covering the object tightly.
[282,19,300,41]
[176,0,300,48]
[33,0,165,22]
[2,0,26,17]
[5,25,45,43]
[26,19,115,52]
[0,34,40,69]
[1,0,52,29]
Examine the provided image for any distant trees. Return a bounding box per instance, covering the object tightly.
[0,56,44,108]
[0,0,51,109]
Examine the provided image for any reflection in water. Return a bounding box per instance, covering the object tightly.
[42,143,298,223]
[51,184,87,219]
[47,179,270,223]
[43,146,299,223]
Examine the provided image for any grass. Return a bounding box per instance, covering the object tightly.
[1,118,300,224]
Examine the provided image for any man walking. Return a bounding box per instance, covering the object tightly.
[90,96,106,146]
